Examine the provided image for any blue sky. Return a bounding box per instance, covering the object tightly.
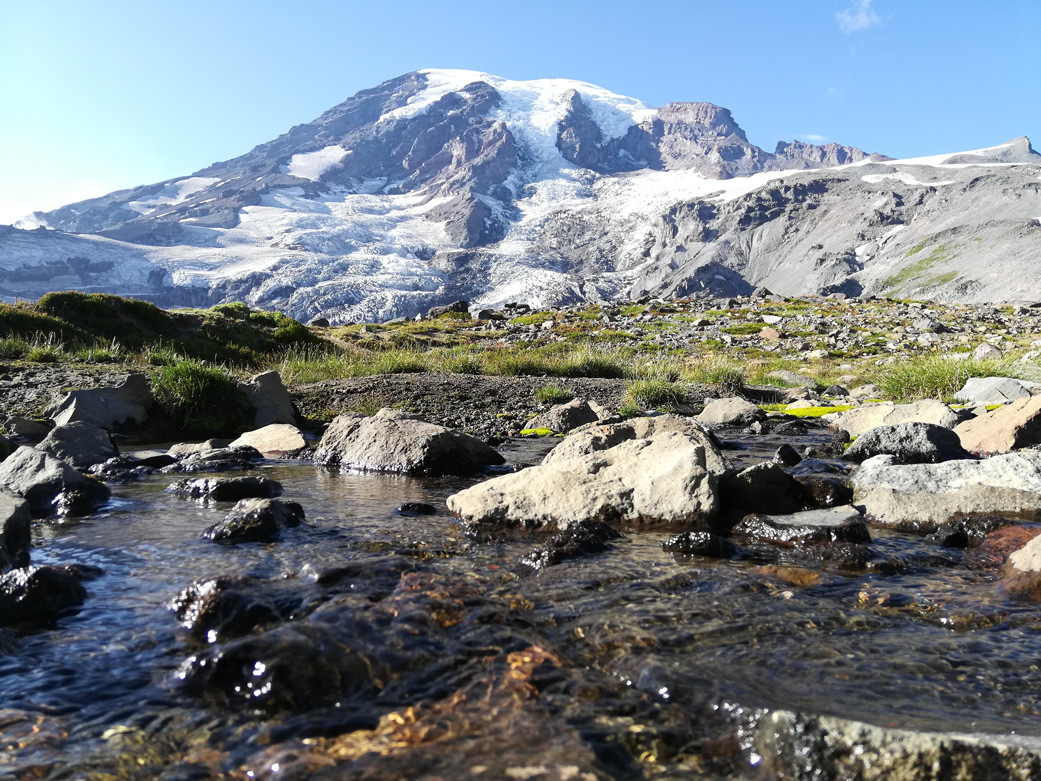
[1,0,1038,223]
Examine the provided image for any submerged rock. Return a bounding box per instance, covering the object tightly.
[732,506,870,546]
[521,520,623,569]
[314,410,504,475]
[170,575,301,644]
[0,565,88,625]
[843,422,972,464]
[167,476,283,502]
[201,498,304,544]
[0,446,110,518]
[661,530,738,559]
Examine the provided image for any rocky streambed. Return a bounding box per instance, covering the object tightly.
[7,372,1041,778]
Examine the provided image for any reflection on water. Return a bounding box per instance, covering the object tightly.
[3,436,1041,776]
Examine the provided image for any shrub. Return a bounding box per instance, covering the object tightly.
[212,302,252,319]
[152,359,252,437]
[36,291,172,344]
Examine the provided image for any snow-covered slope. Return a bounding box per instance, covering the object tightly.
[3,70,1039,320]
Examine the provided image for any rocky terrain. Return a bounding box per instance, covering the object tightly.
[2,69,1038,321]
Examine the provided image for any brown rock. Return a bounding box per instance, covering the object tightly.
[999,529,1041,598]
[954,396,1041,455]
[759,326,781,340]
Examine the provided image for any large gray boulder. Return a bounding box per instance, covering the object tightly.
[47,373,152,430]
[0,491,31,571]
[0,446,111,518]
[853,452,1041,532]
[228,424,306,456]
[37,421,119,469]
[314,409,504,475]
[954,396,1041,455]
[954,376,1041,406]
[843,422,972,464]
[239,371,296,427]
[697,397,766,427]
[523,399,599,434]
[830,400,958,438]
[448,430,720,533]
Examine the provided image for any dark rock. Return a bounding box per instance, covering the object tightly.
[37,421,118,469]
[3,417,52,441]
[662,530,737,559]
[87,456,155,484]
[167,476,283,502]
[0,491,31,571]
[309,317,330,327]
[0,446,111,518]
[732,506,871,547]
[795,474,854,508]
[521,520,622,569]
[719,462,810,516]
[773,419,811,436]
[844,422,973,464]
[427,300,469,318]
[161,446,264,474]
[0,565,88,625]
[201,498,305,544]
[477,309,505,321]
[773,444,802,467]
[822,385,849,397]
[170,575,298,644]
[395,502,437,516]
[126,450,178,469]
[927,516,1012,549]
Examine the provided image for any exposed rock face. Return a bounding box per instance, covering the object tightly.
[853,452,1041,531]
[314,410,504,475]
[0,446,111,518]
[37,422,119,469]
[772,139,882,169]
[954,396,1041,455]
[240,371,297,428]
[46,374,153,430]
[830,401,959,439]
[447,430,719,533]
[843,422,972,464]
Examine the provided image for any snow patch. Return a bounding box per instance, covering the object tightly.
[284,146,351,180]
[862,171,954,187]
[125,177,219,215]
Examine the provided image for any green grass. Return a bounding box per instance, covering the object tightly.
[883,244,956,291]
[624,379,686,409]
[683,355,746,394]
[876,355,1026,402]
[151,358,252,437]
[535,383,574,404]
[510,312,555,326]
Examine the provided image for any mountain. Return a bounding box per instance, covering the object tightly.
[3,69,1040,321]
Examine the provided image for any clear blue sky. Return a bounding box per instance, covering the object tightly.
[1,0,1038,223]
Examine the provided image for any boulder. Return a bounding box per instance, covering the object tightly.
[168,439,231,456]
[830,400,958,438]
[167,476,283,502]
[732,506,870,546]
[523,399,599,434]
[1002,534,1041,599]
[972,343,1004,361]
[0,565,88,625]
[719,462,810,516]
[954,376,1040,406]
[313,410,504,476]
[853,452,1041,532]
[448,431,719,533]
[37,421,119,469]
[2,417,51,441]
[843,422,973,464]
[47,373,152,430]
[0,491,31,571]
[240,371,296,427]
[427,300,469,318]
[0,446,110,518]
[697,397,766,427]
[201,498,304,544]
[228,423,306,456]
[954,396,1041,455]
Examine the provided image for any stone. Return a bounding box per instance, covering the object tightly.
[830,400,958,438]
[661,530,737,558]
[843,422,973,464]
[167,476,283,502]
[448,431,719,533]
[954,396,1041,455]
[240,371,296,427]
[849,384,879,400]
[759,326,781,340]
[954,376,1041,406]
[0,565,88,625]
[520,520,622,569]
[313,410,504,476]
[170,575,293,644]
[0,491,31,571]
[47,373,152,430]
[523,399,599,434]
[769,370,816,388]
[719,462,810,516]
[228,424,307,456]
[308,317,330,327]
[168,439,231,456]
[1001,534,1041,599]
[732,506,870,546]
[162,446,264,474]
[853,452,1041,532]
[0,446,111,518]
[427,300,469,318]
[773,444,802,467]
[37,421,119,469]
[926,516,1010,549]
[476,309,505,321]
[201,498,305,544]
[395,502,437,516]
[796,474,854,508]
[972,342,1004,360]
[697,397,766,427]
[2,417,51,441]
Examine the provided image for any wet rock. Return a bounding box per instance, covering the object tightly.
[0,565,88,625]
[228,423,307,456]
[1001,534,1041,599]
[523,399,599,434]
[86,456,155,484]
[177,622,378,711]
[239,371,297,427]
[521,520,622,569]
[697,397,765,427]
[162,446,264,474]
[926,516,1010,548]
[732,506,870,546]
[772,443,802,467]
[969,524,1041,570]
[772,418,812,436]
[314,409,504,476]
[843,422,973,464]
[752,564,822,587]
[794,473,854,508]
[719,462,810,516]
[170,576,299,644]
[201,498,304,544]
[854,452,1041,532]
[661,530,737,558]
[168,439,231,457]
[37,421,119,469]
[449,430,719,533]
[395,502,437,516]
[167,476,283,502]
[0,446,110,518]
[46,373,153,430]
[0,491,31,571]
[830,400,958,438]
[954,396,1041,455]
[954,376,1040,406]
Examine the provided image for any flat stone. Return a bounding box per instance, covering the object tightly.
[830,400,958,438]
[955,396,1041,455]
[228,424,306,456]
[954,376,1041,406]
[697,397,765,427]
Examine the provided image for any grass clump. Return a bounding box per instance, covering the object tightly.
[535,383,573,405]
[624,379,686,409]
[684,355,746,394]
[876,356,1025,402]
[152,358,252,437]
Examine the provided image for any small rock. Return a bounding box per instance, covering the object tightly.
[831,400,958,438]
[773,444,802,467]
[167,476,283,502]
[228,423,307,456]
[524,399,599,434]
[661,530,737,559]
[170,575,292,644]
[972,343,1004,361]
[2,417,51,441]
[926,516,1010,549]
[521,520,622,569]
[395,502,437,516]
[732,506,870,546]
[201,498,304,544]
[0,565,88,626]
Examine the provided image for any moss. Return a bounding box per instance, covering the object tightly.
[883,244,956,291]
[511,312,555,326]
[519,428,555,437]
[211,301,251,319]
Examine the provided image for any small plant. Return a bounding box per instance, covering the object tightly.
[25,333,65,363]
[152,358,252,437]
[876,355,1025,402]
[683,355,746,394]
[72,338,125,363]
[535,383,573,405]
[624,379,686,409]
